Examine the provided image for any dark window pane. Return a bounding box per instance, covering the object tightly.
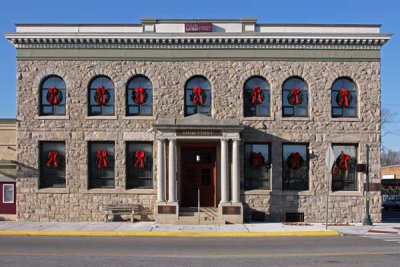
[244,144,271,190]
[88,76,115,116]
[126,142,153,189]
[126,76,153,116]
[282,144,309,190]
[40,76,66,116]
[88,142,115,188]
[282,77,308,117]
[39,142,66,188]
[331,78,357,118]
[332,145,358,191]
[243,77,270,117]
[184,76,211,116]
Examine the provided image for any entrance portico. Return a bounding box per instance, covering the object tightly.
[153,114,244,224]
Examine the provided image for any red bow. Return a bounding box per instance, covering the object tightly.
[134,150,145,169]
[134,87,146,105]
[338,88,350,108]
[46,151,59,168]
[95,86,108,105]
[192,86,204,105]
[251,152,265,168]
[290,87,301,105]
[97,150,109,169]
[251,86,263,105]
[338,152,351,171]
[290,152,302,169]
[47,87,60,105]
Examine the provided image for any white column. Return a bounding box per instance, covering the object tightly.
[220,139,229,203]
[156,139,166,203]
[168,139,177,203]
[232,139,240,203]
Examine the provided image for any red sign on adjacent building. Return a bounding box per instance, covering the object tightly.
[185,23,212,32]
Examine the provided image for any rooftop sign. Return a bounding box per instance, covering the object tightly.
[185,23,212,32]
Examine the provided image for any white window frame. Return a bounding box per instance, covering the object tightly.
[2,184,14,204]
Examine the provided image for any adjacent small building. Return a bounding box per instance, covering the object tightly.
[381,165,400,196]
[5,18,391,223]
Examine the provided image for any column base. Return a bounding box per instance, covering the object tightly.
[218,202,243,224]
[154,203,179,224]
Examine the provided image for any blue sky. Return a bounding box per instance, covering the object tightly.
[0,0,399,149]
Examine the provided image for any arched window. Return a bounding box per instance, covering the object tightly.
[126,76,153,116]
[282,77,308,117]
[40,75,66,116]
[331,77,357,118]
[88,76,115,116]
[243,76,270,117]
[184,76,211,116]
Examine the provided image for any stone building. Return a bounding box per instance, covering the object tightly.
[5,18,391,223]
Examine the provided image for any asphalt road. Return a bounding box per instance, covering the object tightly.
[0,235,399,267]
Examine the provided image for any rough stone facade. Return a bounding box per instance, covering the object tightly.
[16,59,381,223]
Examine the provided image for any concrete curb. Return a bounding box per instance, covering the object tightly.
[0,230,339,237]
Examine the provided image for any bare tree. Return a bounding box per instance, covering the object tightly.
[381,107,400,166]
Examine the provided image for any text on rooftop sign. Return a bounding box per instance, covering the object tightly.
[185,23,212,32]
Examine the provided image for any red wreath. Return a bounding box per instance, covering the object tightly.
[46,87,63,105]
[250,152,265,169]
[336,88,352,108]
[287,152,304,170]
[288,87,303,106]
[251,86,264,105]
[95,86,110,106]
[96,150,109,169]
[133,87,147,105]
[134,150,145,169]
[191,86,206,106]
[46,150,60,168]
[337,152,351,171]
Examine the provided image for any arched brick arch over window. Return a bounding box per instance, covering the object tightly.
[282,76,309,117]
[126,75,153,116]
[243,76,270,117]
[40,75,66,116]
[88,75,115,116]
[331,77,357,118]
[184,76,211,117]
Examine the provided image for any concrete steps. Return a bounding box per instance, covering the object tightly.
[175,207,225,225]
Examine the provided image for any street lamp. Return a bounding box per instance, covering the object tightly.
[363,144,372,226]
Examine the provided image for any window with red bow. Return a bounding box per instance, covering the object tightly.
[244,143,271,190]
[88,76,115,116]
[126,75,153,116]
[88,142,115,188]
[282,144,309,191]
[184,76,211,117]
[331,144,358,191]
[39,141,65,188]
[126,142,153,189]
[40,75,66,116]
[282,77,308,117]
[331,78,357,118]
[243,76,270,117]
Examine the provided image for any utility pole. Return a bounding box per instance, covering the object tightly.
[363,144,373,225]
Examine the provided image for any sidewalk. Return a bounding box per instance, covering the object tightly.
[1,221,399,237]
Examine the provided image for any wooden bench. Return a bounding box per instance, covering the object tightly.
[102,204,141,223]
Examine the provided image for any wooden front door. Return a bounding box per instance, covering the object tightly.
[180,145,216,207]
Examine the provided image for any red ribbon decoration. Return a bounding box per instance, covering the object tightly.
[251,152,265,168]
[46,151,59,168]
[47,87,60,105]
[251,86,263,105]
[95,86,108,105]
[192,86,204,105]
[97,150,109,169]
[338,88,350,108]
[290,152,302,169]
[290,87,301,105]
[134,87,146,105]
[338,152,351,171]
[134,150,145,169]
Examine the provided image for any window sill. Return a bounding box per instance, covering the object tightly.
[35,187,69,194]
[35,115,70,120]
[330,191,363,196]
[244,189,272,195]
[272,190,316,196]
[125,188,155,194]
[281,117,311,121]
[86,188,118,193]
[122,116,156,120]
[331,117,361,122]
[85,116,118,120]
[242,116,274,121]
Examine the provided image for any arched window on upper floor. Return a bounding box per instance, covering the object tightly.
[282,77,308,117]
[126,75,153,116]
[331,77,357,118]
[243,76,270,117]
[40,75,66,116]
[184,76,211,117]
[88,76,115,116]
